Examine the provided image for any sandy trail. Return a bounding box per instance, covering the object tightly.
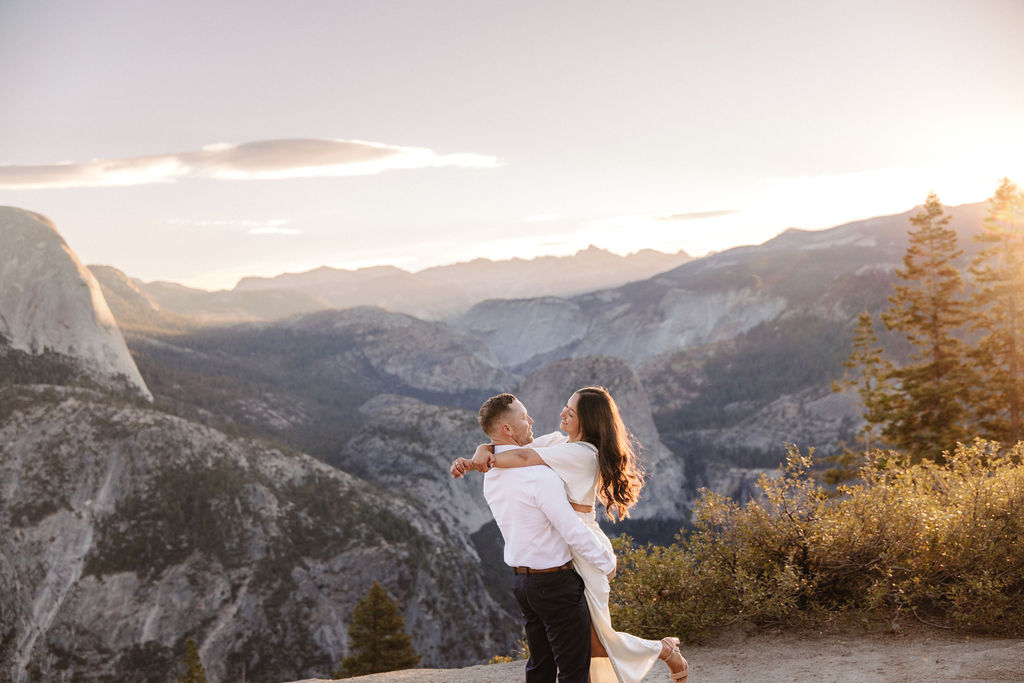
[288,624,1024,682]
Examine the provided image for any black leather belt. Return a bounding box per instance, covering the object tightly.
[514,560,573,575]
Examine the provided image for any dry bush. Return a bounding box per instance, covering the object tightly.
[610,441,1024,640]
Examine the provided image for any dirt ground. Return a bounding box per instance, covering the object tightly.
[287,623,1024,682]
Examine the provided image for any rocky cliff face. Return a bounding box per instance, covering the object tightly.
[282,307,518,395]
[331,394,495,536]
[454,203,987,373]
[457,281,789,372]
[0,208,151,399]
[0,386,515,683]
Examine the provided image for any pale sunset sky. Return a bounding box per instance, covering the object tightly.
[1,0,1022,290]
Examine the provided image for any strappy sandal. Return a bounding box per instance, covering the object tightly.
[659,637,688,681]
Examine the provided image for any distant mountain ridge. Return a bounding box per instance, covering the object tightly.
[138,245,692,323]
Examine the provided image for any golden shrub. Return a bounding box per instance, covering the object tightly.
[610,441,1024,639]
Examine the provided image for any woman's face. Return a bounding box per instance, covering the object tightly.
[560,392,582,441]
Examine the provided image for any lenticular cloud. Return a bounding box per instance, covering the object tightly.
[0,138,501,189]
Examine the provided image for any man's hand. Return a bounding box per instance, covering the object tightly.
[471,443,496,471]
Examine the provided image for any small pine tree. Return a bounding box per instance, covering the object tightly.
[178,638,207,683]
[334,581,420,678]
[829,311,896,482]
[879,192,973,461]
[833,310,895,451]
[967,178,1024,444]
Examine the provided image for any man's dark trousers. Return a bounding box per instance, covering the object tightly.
[512,569,591,682]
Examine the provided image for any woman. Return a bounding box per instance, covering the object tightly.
[459,386,688,683]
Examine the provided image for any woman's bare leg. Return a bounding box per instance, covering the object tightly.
[588,623,608,683]
[590,622,607,657]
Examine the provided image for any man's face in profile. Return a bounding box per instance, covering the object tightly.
[504,399,535,446]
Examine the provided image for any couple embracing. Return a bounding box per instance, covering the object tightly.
[451,387,689,682]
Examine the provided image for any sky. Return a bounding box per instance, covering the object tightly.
[1,0,1023,290]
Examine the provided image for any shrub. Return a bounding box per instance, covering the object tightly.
[611,441,1024,639]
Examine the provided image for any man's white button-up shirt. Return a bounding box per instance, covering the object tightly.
[483,444,615,575]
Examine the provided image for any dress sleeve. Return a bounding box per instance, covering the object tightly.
[533,441,598,504]
[527,431,569,448]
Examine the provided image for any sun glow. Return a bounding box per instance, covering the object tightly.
[584,145,1024,259]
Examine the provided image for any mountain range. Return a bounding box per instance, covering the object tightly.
[0,199,992,681]
[131,245,691,324]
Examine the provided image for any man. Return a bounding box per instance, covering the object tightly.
[452,393,616,683]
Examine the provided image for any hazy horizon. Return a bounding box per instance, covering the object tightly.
[2,0,1022,290]
[94,196,983,294]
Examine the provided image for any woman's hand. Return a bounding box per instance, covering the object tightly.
[470,443,496,471]
[606,566,616,582]
[450,458,474,478]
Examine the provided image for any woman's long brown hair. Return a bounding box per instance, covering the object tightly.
[574,386,645,521]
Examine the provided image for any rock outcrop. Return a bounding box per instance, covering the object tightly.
[0,207,151,399]
[457,280,788,372]
[282,307,518,396]
[332,394,495,536]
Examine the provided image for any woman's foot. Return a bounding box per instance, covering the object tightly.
[659,637,688,681]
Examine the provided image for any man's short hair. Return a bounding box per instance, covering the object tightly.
[478,393,517,436]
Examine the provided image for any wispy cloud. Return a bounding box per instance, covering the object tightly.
[657,209,739,221]
[589,208,738,231]
[0,138,502,189]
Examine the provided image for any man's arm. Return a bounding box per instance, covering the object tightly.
[485,447,544,469]
[534,470,616,577]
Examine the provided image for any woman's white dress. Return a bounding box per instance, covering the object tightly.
[531,433,663,683]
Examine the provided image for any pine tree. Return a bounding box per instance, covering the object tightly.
[967,178,1024,444]
[178,638,207,683]
[879,192,973,461]
[832,310,895,451]
[334,581,420,678]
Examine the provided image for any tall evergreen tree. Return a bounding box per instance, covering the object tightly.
[177,638,207,683]
[967,178,1024,444]
[335,581,420,679]
[879,192,973,461]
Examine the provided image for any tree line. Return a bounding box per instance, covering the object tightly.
[836,178,1024,461]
